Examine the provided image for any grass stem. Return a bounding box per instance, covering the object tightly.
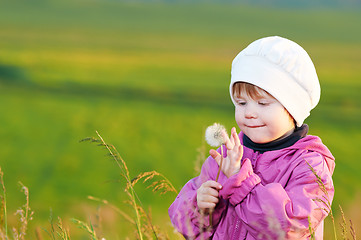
[95,131,144,240]
[0,168,8,239]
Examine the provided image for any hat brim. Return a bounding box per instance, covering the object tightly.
[230,55,311,127]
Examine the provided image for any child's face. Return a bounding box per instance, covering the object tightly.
[234,90,295,144]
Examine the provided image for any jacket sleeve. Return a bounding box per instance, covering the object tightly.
[219,151,334,239]
[168,148,228,239]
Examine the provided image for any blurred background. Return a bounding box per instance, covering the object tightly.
[0,0,360,239]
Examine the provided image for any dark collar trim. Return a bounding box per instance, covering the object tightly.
[243,124,309,153]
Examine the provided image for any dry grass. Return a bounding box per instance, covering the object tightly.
[41,210,71,240]
[0,168,34,240]
[79,131,178,239]
[307,161,357,240]
[0,132,359,239]
[0,131,179,240]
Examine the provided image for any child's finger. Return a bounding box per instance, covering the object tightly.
[202,188,220,198]
[238,144,244,158]
[202,195,219,204]
[229,130,235,146]
[209,149,222,165]
[232,127,241,147]
[222,130,234,150]
[221,130,230,143]
[229,127,236,145]
[198,201,217,210]
[227,128,235,145]
[203,180,223,190]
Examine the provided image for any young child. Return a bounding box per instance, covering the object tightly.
[168,36,335,239]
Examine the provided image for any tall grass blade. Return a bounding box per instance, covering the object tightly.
[0,167,8,240]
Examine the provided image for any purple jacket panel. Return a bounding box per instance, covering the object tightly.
[169,133,335,240]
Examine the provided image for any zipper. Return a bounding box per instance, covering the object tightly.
[232,219,241,239]
[230,151,258,239]
[251,151,259,169]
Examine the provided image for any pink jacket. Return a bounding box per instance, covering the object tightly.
[169,133,335,239]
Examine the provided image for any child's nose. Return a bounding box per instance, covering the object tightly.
[245,106,257,119]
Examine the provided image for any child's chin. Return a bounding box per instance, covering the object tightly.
[249,135,273,144]
[253,139,270,144]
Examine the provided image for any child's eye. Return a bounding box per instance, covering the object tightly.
[258,101,269,106]
[237,101,246,106]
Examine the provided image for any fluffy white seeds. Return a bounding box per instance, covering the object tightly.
[205,123,227,147]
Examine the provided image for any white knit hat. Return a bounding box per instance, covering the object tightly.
[230,36,320,127]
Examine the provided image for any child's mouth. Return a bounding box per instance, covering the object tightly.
[245,125,265,129]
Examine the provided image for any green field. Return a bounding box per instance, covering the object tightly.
[0,0,360,238]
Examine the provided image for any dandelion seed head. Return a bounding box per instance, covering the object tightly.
[205,123,227,147]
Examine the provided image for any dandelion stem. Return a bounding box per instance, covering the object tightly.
[215,146,224,182]
[210,145,224,227]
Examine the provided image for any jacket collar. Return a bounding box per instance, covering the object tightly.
[243,124,309,153]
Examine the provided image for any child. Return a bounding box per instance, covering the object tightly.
[168,36,335,239]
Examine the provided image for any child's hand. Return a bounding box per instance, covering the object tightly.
[197,180,222,213]
[210,127,243,178]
